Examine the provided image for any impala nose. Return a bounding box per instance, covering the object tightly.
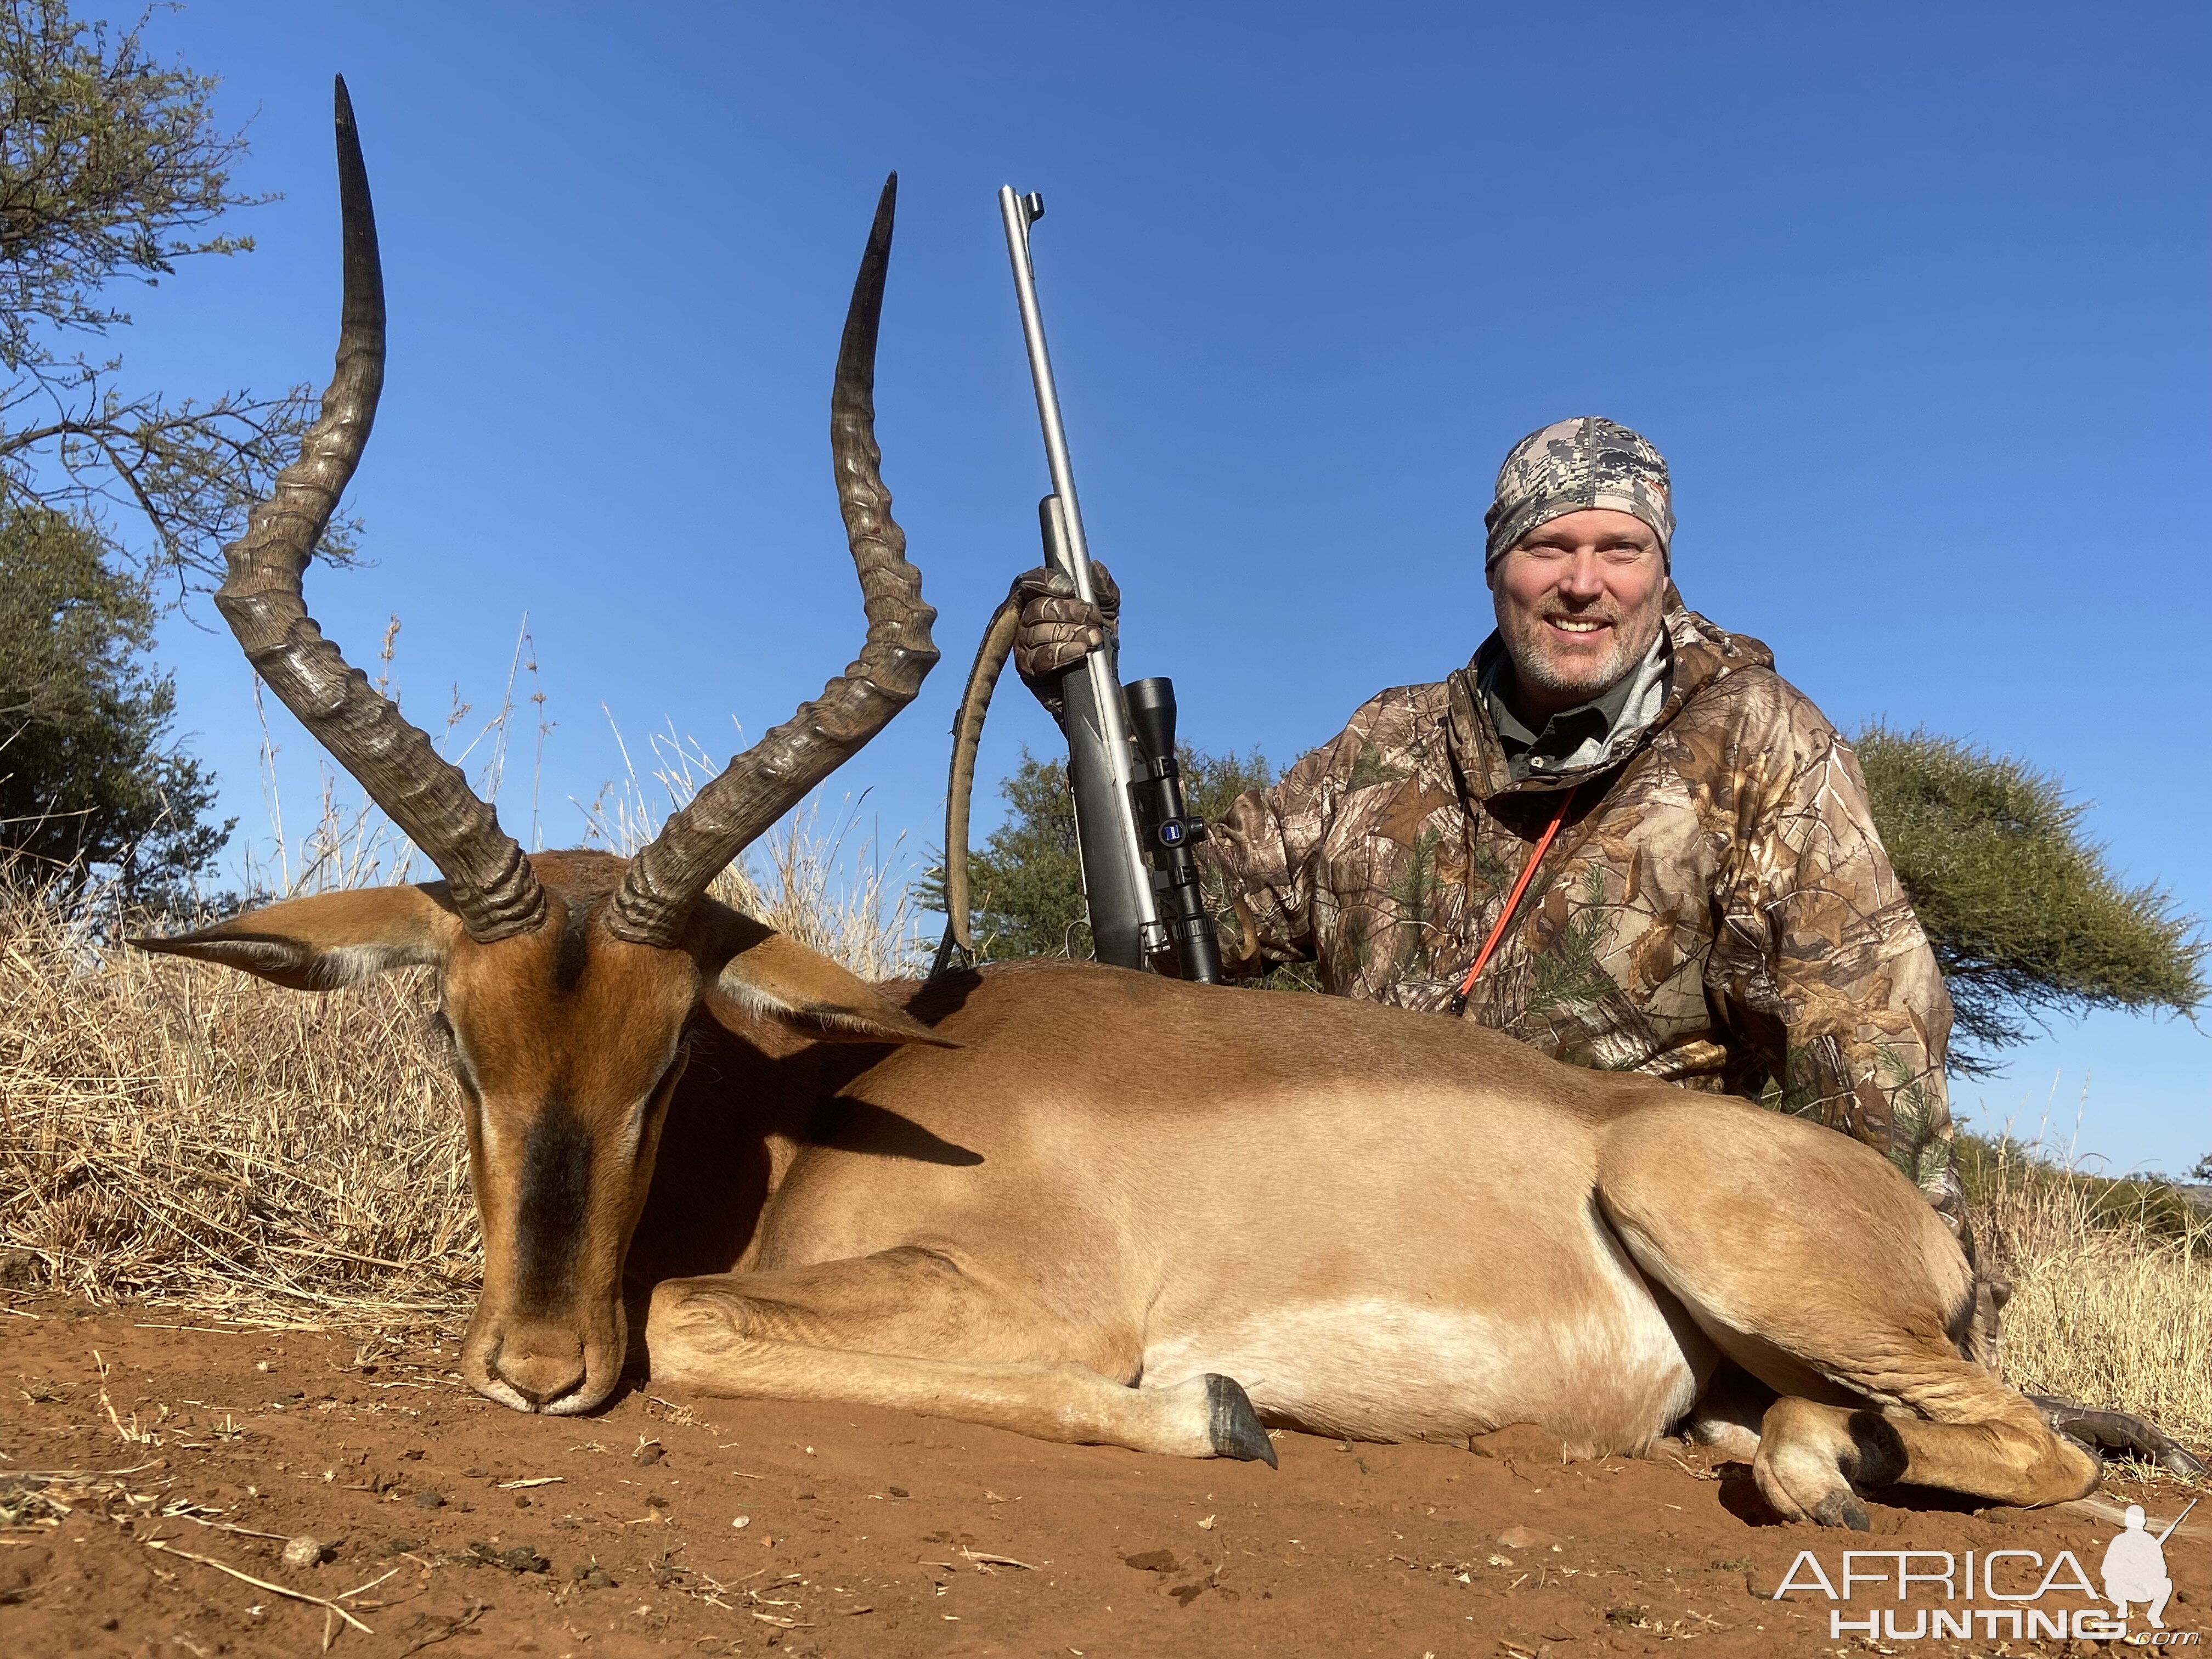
[493,1329,586,1409]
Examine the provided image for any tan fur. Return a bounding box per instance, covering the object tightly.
[144,856,2098,1520]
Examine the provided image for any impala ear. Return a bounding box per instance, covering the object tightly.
[703,923,955,1047]
[130,885,461,991]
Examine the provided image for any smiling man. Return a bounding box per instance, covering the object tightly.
[1020,416,1967,1242]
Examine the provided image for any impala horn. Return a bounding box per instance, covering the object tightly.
[608,173,937,947]
[215,78,545,942]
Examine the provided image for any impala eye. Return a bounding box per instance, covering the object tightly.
[646,1049,686,1108]
[427,1009,484,1101]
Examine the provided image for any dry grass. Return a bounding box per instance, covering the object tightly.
[0,771,927,1319]
[1966,1136,2212,1447]
[0,633,932,1316]
[0,821,2203,1456]
[576,719,926,982]
[0,884,471,1317]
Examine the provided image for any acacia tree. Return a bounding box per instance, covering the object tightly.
[0,0,347,601]
[0,3,333,895]
[933,743,1313,986]
[0,501,226,894]
[1855,725,2204,1076]
[943,729,2203,1077]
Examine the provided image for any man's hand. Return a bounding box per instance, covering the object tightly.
[1011,561,1120,716]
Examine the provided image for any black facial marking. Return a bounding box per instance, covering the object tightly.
[513,1094,592,1312]
[553,899,596,994]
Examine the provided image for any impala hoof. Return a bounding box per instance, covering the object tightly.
[1204,1375,1277,1467]
[1811,1490,1871,1531]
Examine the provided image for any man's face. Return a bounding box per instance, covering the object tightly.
[1488,508,1668,719]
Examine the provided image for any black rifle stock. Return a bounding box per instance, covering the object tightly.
[1034,492,1155,968]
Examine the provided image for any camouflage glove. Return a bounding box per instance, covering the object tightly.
[1011,561,1120,718]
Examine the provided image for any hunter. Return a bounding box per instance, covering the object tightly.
[1014,417,1966,1238]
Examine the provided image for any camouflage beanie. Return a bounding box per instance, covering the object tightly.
[1482,416,1674,569]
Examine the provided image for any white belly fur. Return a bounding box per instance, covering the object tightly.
[1140,1217,1706,1457]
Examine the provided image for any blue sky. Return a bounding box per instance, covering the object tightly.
[108,3,2205,1169]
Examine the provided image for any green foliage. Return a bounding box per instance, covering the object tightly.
[1177,744,1275,824]
[0,502,227,894]
[1857,724,2204,1075]
[0,0,349,596]
[932,746,1086,961]
[931,741,1317,987]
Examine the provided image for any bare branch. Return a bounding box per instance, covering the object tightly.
[0,2,338,602]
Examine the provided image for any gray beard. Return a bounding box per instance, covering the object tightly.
[1502,603,1665,703]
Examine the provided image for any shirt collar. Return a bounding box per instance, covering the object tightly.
[1475,628,1672,785]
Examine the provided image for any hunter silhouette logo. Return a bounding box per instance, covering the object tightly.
[1770,1498,2199,1643]
[2106,1499,2193,1630]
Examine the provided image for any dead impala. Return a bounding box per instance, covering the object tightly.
[138,81,2105,1530]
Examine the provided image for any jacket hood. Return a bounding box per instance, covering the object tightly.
[1447,583,1775,802]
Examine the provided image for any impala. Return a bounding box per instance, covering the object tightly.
[140,82,2117,1531]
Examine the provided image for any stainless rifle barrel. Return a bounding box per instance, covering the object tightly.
[996,185,1160,954]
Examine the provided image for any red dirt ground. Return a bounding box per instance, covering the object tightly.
[2,1293,2203,1657]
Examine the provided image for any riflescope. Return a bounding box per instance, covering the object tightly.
[1125,677,1225,984]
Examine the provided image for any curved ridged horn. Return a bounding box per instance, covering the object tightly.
[215,78,544,943]
[608,174,937,947]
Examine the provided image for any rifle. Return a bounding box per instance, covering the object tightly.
[2155,1498,2197,1545]
[930,189,1223,984]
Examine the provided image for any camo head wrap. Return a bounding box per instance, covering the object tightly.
[1483,416,1674,570]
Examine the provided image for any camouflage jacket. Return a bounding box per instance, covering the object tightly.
[1205,591,1965,1232]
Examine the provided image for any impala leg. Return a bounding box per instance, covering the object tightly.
[1616,1245,2098,1527]
[1634,1268,2099,1527]
[1677,1361,2094,1516]
[1685,1363,1773,1462]
[645,1248,1275,1465]
[1598,1105,2099,1528]
[1750,1380,2098,1529]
